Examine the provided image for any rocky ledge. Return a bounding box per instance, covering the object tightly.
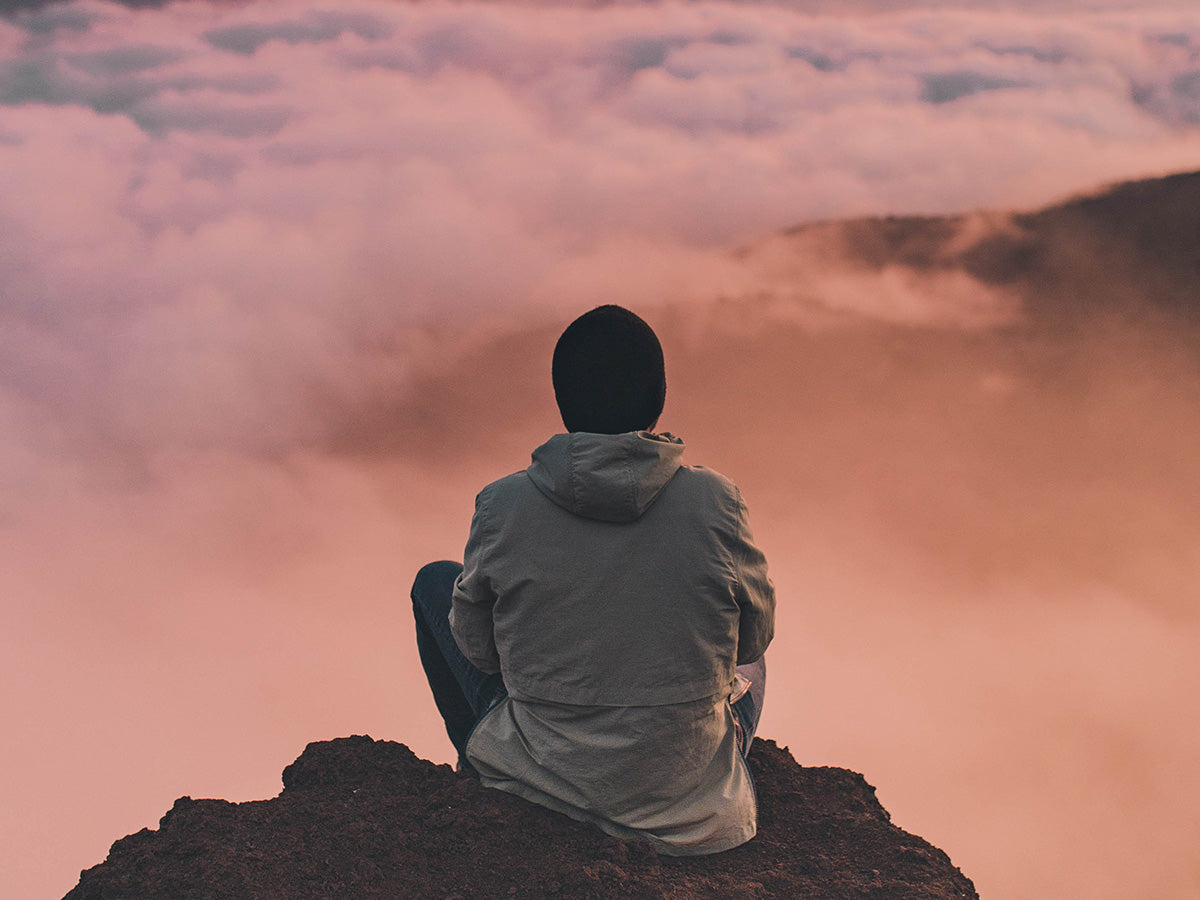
[67,736,977,899]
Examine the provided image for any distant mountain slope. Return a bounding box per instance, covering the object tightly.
[66,736,978,900]
[763,170,1200,327]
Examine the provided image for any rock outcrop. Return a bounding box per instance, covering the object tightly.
[67,736,977,899]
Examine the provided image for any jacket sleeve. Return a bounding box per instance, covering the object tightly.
[449,489,502,674]
[731,487,775,665]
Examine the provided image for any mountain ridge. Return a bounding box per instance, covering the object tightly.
[761,169,1200,327]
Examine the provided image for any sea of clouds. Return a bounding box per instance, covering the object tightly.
[3,3,1200,899]
[4,0,1200,470]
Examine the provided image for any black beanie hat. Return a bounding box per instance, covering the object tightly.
[552,305,666,434]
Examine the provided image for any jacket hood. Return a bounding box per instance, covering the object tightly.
[527,431,685,523]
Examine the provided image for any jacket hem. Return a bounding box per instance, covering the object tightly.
[472,774,757,857]
[504,676,736,708]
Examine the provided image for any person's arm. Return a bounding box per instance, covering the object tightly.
[449,490,502,674]
[731,487,775,665]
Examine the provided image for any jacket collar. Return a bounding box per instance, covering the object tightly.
[526,431,684,523]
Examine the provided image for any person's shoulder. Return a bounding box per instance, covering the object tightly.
[475,469,535,507]
[477,469,528,493]
[673,464,742,505]
[677,463,737,491]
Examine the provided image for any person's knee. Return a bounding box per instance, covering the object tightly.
[411,560,463,614]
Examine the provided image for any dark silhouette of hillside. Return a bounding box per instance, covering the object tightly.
[66,736,978,899]
[780,169,1200,327]
[1003,170,1200,323]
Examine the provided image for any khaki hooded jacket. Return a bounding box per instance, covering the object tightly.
[450,430,775,854]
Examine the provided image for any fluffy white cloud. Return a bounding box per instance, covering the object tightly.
[3,0,1200,466]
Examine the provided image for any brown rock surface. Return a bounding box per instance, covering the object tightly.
[66,736,978,899]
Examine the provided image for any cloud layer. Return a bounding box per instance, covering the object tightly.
[4,0,1200,469]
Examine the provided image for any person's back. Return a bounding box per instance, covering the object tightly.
[410,305,775,854]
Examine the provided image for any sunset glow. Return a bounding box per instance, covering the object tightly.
[2,1,1199,898]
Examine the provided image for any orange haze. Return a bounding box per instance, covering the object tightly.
[2,2,1200,899]
[6,302,1199,900]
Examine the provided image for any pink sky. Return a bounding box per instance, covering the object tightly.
[2,1,1199,898]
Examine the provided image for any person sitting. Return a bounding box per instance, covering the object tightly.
[410,304,775,854]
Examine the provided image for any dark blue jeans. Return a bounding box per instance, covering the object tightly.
[411,561,506,762]
[733,656,766,758]
[411,560,764,762]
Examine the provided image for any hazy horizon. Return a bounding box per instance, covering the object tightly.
[2,1,1199,898]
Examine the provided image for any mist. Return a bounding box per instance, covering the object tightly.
[3,1,1200,898]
